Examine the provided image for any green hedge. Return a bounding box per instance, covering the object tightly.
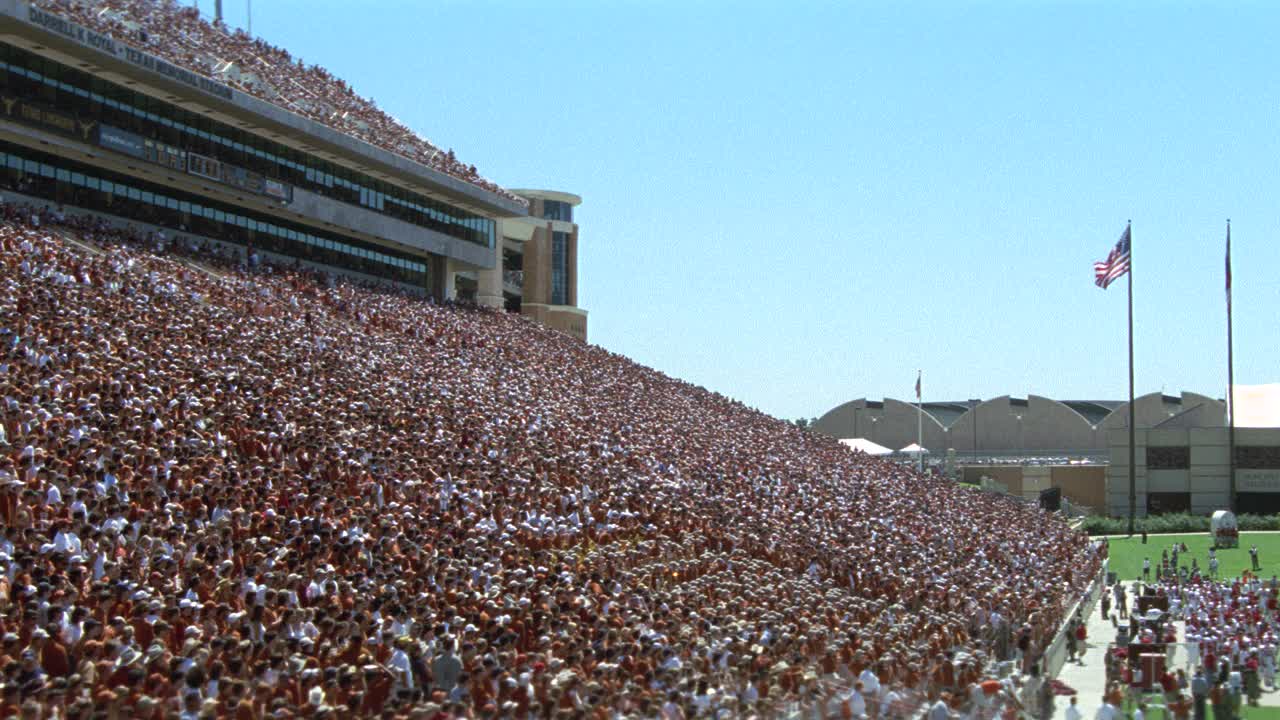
[1081,513,1280,535]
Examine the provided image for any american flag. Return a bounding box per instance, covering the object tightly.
[1094,226,1131,289]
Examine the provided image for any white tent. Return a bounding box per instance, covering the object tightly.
[839,438,893,456]
[898,443,930,456]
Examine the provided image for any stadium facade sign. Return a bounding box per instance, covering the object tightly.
[97,125,146,159]
[1,95,96,142]
[1238,470,1280,493]
[25,4,234,101]
[185,151,293,203]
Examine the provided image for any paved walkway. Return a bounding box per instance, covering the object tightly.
[1054,582,1119,714]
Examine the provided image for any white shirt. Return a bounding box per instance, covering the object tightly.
[859,668,881,696]
[53,530,81,555]
[388,647,413,689]
[847,688,866,717]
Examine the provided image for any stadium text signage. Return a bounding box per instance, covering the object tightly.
[186,152,293,203]
[1,96,96,142]
[26,6,117,53]
[26,5,235,101]
[1239,470,1280,493]
[97,125,146,159]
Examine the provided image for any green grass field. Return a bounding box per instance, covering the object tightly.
[1104,532,1280,582]
[1121,699,1280,720]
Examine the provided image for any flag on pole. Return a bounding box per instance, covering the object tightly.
[1226,222,1232,310]
[1094,226,1132,289]
[915,371,921,400]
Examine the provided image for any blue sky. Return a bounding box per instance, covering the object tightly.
[212,0,1278,421]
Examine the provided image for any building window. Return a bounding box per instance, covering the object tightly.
[542,200,573,222]
[1236,446,1280,469]
[551,231,569,305]
[1147,447,1190,470]
[0,140,429,288]
[1147,492,1191,514]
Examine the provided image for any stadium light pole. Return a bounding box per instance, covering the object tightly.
[970,398,980,460]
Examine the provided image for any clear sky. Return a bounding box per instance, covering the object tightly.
[211,0,1278,421]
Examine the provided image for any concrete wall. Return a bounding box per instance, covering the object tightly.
[962,466,1026,495]
[960,464,1106,509]
[1050,466,1107,510]
[523,304,588,342]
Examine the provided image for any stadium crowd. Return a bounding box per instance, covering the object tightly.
[29,0,525,206]
[0,202,1100,718]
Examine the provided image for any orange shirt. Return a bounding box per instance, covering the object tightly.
[41,640,72,677]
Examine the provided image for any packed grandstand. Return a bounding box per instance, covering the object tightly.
[0,1,1103,718]
[0,202,1099,718]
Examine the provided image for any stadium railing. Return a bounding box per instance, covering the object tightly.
[1043,559,1109,679]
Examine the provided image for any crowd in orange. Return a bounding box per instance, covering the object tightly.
[0,203,1099,718]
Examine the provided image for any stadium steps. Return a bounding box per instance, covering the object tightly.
[56,226,227,286]
[170,253,230,283]
[53,229,103,257]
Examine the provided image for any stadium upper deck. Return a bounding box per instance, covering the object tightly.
[0,0,528,296]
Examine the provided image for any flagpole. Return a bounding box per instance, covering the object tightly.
[1227,220,1236,513]
[917,370,923,473]
[1127,221,1136,536]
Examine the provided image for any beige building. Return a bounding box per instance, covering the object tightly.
[470,189,588,342]
[816,388,1280,518]
[814,391,1226,458]
[1106,423,1280,517]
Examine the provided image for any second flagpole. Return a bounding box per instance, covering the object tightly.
[1127,221,1136,536]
